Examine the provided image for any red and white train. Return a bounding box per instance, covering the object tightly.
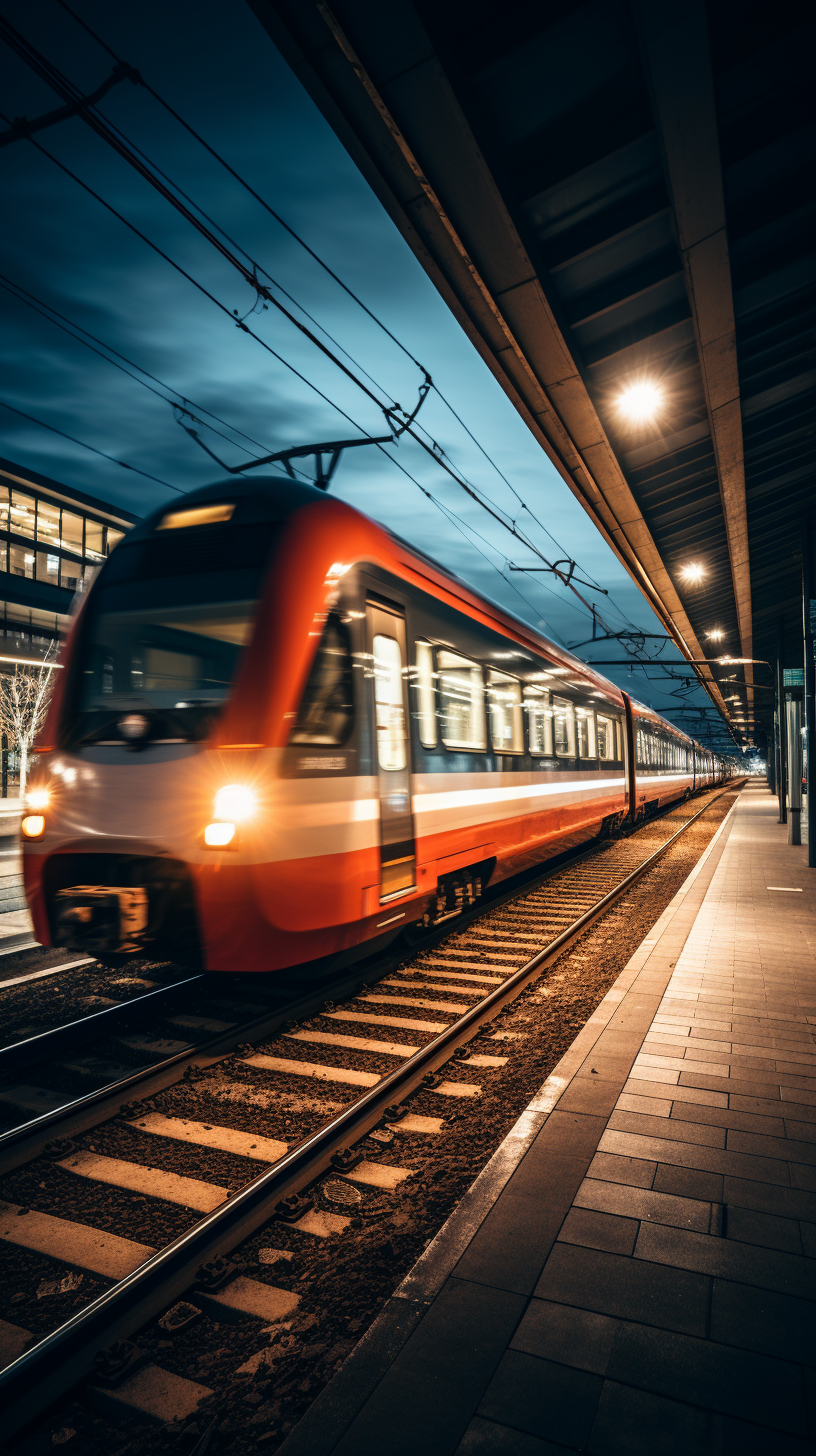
[21,477,736,972]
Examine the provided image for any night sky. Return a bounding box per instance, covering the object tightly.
[0,0,720,729]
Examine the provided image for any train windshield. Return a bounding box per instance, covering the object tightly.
[80,599,255,709]
[70,575,262,744]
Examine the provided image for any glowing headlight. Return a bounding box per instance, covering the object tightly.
[22,815,46,839]
[204,821,236,847]
[26,787,50,811]
[214,785,256,823]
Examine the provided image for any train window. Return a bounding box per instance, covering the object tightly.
[596,714,615,760]
[552,696,576,757]
[615,720,623,761]
[414,641,437,748]
[438,650,486,750]
[372,634,407,771]
[487,670,523,752]
[575,707,596,759]
[525,686,553,755]
[290,613,354,746]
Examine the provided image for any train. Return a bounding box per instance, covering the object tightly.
[21,475,738,973]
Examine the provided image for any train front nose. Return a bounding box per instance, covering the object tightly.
[25,749,217,962]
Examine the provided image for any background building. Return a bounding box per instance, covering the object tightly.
[0,455,137,668]
[0,456,138,797]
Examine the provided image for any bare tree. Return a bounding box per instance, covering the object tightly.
[0,644,59,798]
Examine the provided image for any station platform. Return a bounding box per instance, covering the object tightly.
[282,783,816,1456]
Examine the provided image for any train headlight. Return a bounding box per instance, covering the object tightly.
[213,785,256,822]
[22,815,46,840]
[204,821,236,848]
[26,787,50,811]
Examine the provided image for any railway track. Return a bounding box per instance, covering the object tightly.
[0,782,741,1441]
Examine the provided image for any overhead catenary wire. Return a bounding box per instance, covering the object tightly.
[5,11,662,646]
[0,118,386,455]
[0,399,181,491]
[0,16,419,431]
[49,0,636,621]
[0,273,278,465]
[5,109,605,621]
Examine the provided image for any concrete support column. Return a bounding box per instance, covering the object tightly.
[787,698,803,846]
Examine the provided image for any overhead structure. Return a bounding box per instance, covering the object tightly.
[251,0,815,751]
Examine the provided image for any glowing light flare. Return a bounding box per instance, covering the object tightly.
[616,381,663,423]
[25,787,50,811]
[706,629,725,642]
[21,815,45,839]
[204,822,236,848]
[679,562,706,585]
[213,784,257,823]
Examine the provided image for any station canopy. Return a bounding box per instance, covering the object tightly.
[254,0,815,754]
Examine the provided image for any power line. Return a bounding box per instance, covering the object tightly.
[51,0,636,623]
[0,273,273,463]
[6,13,653,636]
[55,0,429,376]
[1,119,385,452]
[0,16,420,431]
[0,398,181,490]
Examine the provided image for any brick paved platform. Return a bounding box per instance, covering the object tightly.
[281,784,816,1456]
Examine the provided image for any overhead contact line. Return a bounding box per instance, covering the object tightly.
[42,3,635,625]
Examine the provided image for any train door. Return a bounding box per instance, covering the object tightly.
[366,601,416,901]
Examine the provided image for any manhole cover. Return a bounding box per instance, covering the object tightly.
[323,1179,362,1206]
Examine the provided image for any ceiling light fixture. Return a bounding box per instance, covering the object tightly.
[706,629,724,641]
[679,562,705,585]
[616,381,663,423]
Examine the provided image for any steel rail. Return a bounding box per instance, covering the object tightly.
[0,781,739,1436]
[0,972,205,1077]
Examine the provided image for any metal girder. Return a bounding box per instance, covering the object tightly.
[633,1,753,707]
[251,0,731,721]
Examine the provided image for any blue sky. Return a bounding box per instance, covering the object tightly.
[0,0,724,733]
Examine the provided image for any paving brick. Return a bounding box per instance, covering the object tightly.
[710,1279,816,1365]
[534,1242,709,1336]
[722,1175,816,1221]
[510,1299,618,1375]
[679,1071,784,1098]
[616,1092,671,1117]
[454,1415,572,1455]
[454,1153,592,1296]
[574,1177,710,1232]
[608,1109,726,1148]
[520,1111,609,1167]
[786,1117,816,1141]
[725,1204,803,1254]
[726,1128,816,1165]
[634,1220,816,1298]
[478,1351,602,1449]
[720,1415,816,1456]
[669,1102,785,1137]
[624,1077,728,1109]
[790,1162,816,1191]
[557,1207,638,1256]
[556,1078,622,1117]
[627,1064,680,1086]
[586,1381,721,1456]
[585,1152,655,1189]
[604,1321,807,1435]
[598,1127,791,1185]
[331,1279,526,1456]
